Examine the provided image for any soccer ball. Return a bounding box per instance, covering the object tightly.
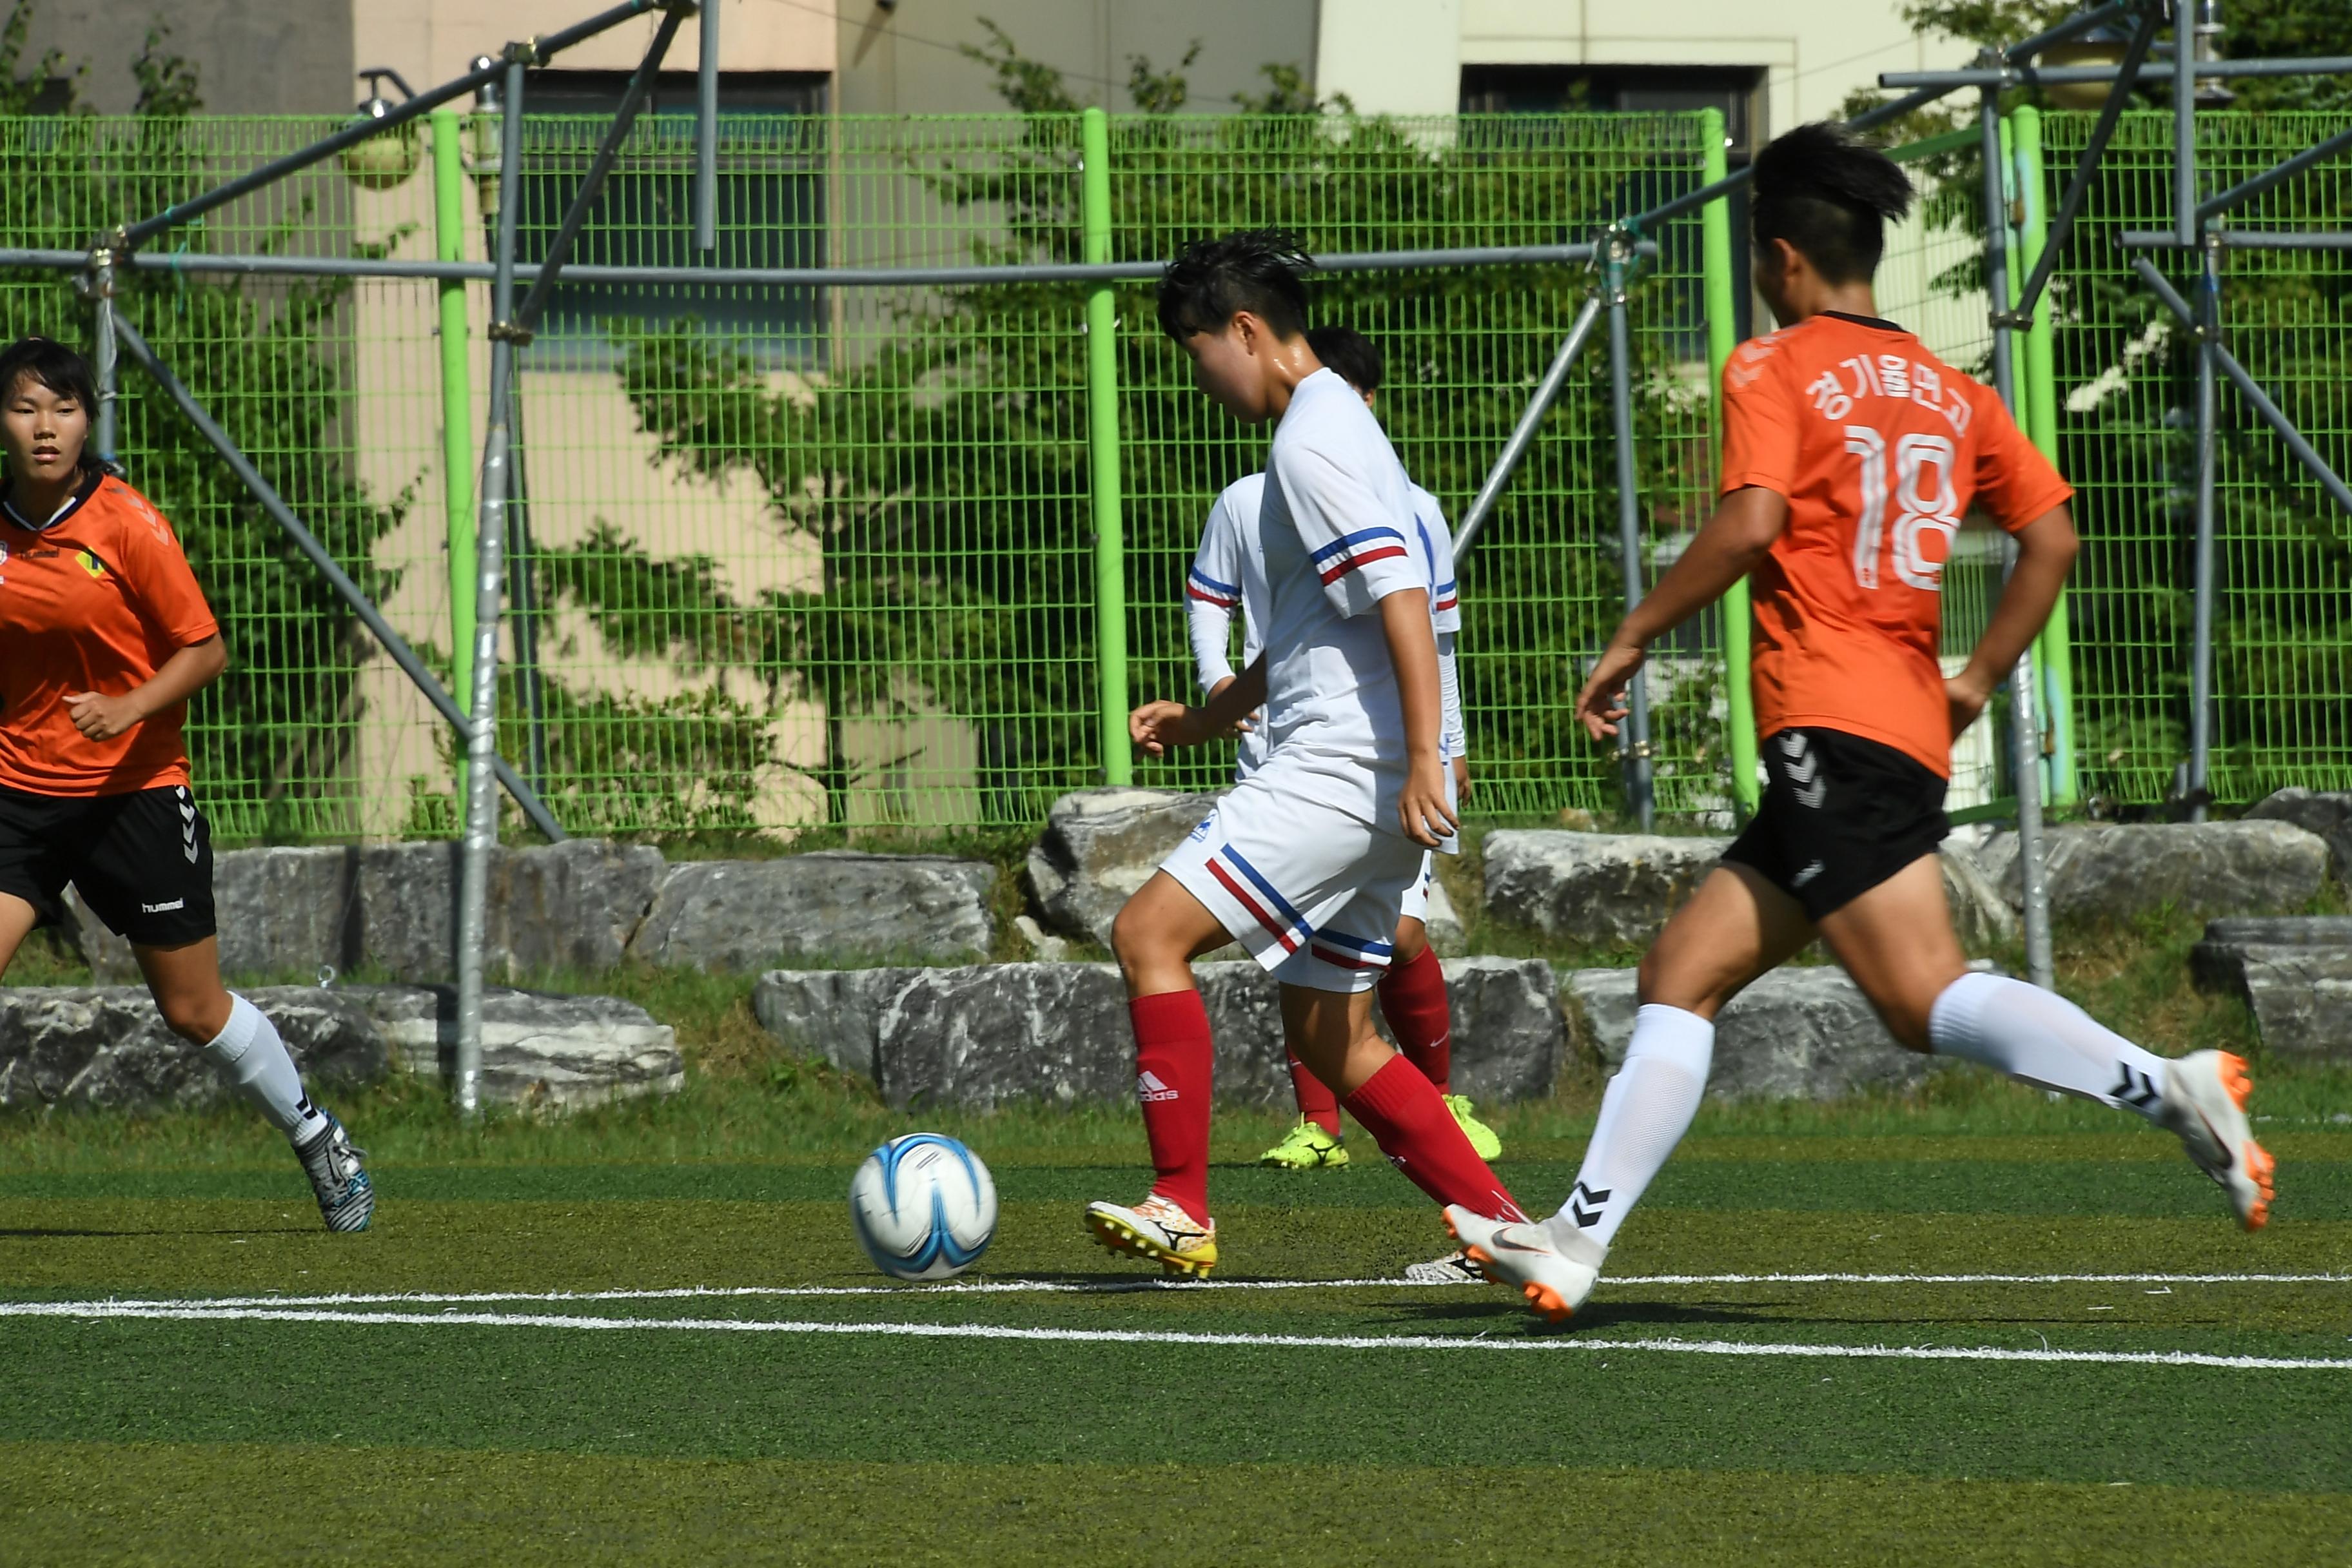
[848,1133,999,1281]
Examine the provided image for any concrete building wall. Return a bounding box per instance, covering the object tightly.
[18,0,353,115]
[834,0,1318,117]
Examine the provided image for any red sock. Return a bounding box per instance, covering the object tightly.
[1342,1055,1524,1222]
[1286,1052,1342,1137]
[1131,990,1214,1220]
[1378,945,1453,1093]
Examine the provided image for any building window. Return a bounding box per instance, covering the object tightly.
[1460,64,1764,342]
[514,71,828,365]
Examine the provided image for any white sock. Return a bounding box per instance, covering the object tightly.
[1926,972,2169,1121]
[1543,1004,1713,1253]
[202,995,329,1145]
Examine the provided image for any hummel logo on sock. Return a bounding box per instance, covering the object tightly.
[1137,1070,1179,1103]
[1568,1181,1612,1228]
[2112,1065,2161,1110]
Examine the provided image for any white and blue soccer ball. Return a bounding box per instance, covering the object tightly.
[848,1133,999,1281]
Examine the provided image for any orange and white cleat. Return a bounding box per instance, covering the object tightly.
[2158,1050,2276,1231]
[1444,1205,1604,1324]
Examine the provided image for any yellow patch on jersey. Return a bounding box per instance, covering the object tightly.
[76,550,104,579]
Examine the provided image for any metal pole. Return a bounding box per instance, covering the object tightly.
[2211,345,2352,516]
[2013,107,2078,810]
[433,108,480,816]
[2198,124,2352,224]
[1881,55,2352,88]
[0,242,1640,289]
[2006,5,2164,320]
[120,0,657,250]
[2188,233,2221,819]
[696,0,720,252]
[108,315,564,841]
[1698,108,1758,821]
[513,5,685,333]
[1626,84,1959,235]
[1602,235,1654,831]
[1079,106,1130,787]
[88,248,119,469]
[455,55,531,1119]
[2173,2,2199,248]
[2005,0,2140,63]
[2120,230,2352,250]
[1979,86,2056,990]
[1450,293,1604,558]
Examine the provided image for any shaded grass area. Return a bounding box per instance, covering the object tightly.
[10,1445,2344,1568]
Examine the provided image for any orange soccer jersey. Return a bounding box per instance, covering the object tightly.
[1719,311,2073,778]
[0,472,220,796]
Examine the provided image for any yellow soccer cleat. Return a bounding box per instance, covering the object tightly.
[1259,1117,1349,1170]
[1444,1094,1503,1162]
[1083,1193,1219,1277]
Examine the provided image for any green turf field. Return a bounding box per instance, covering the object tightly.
[3,1071,2349,1567]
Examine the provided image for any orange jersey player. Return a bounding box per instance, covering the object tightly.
[0,336,373,1230]
[1448,124,2272,1324]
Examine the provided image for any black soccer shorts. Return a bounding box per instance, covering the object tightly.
[1721,726,1949,921]
[0,781,219,946]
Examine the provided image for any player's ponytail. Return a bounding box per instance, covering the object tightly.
[1751,123,1916,284]
[0,336,106,476]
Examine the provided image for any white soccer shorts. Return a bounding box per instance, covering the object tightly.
[1160,773,1424,994]
[1398,852,1433,926]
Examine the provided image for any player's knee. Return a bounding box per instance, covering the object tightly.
[157,989,231,1044]
[1108,899,1166,977]
[1635,948,1725,1016]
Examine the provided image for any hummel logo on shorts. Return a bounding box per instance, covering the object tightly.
[1137,1070,1179,1103]
[140,899,186,914]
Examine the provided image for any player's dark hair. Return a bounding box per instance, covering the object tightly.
[1306,325,1382,396]
[1750,122,1914,285]
[1157,228,1312,342]
[0,337,103,474]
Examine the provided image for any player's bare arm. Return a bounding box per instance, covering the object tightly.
[1943,504,2077,736]
[66,634,227,741]
[1130,654,1268,756]
[1377,587,1456,849]
[1574,485,1790,741]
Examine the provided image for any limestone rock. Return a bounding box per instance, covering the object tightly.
[1940,843,2020,952]
[752,966,917,1084]
[1482,830,1729,949]
[756,956,1564,1110]
[499,839,665,974]
[628,852,997,972]
[1562,965,1940,1100]
[1420,874,1469,956]
[2188,916,2352,992]
[1979,820,2328,923]
[0,985,387,1111]
[1026,788,1221,948]
[357,986,682,1108]
[2231,953,2352,1062]
[351,841,467,981]
[2246,789,2352,885]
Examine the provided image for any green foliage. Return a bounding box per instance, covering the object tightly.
[0,2,406,842]
[611,31,1722,825]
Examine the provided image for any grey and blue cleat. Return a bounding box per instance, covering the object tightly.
[295,1113,376,1232]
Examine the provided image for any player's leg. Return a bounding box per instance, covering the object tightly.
[84,786,375,1230]
[0,891,39,977]
[1382,868,1503,1160]
[1821,855,2273,1230]
[1260,1052,1348,1168]
[1090,869,1235,1273]
[1451,863,1815,1318]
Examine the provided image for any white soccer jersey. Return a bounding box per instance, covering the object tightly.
[1251,368,1444,840]
[1186,473,1271,778]
[1186,419,1469,791]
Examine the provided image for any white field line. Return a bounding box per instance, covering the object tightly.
[4,1298,2348,1371]
[6,1271,2341,1315]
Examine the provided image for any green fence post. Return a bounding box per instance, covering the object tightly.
[2011,106,2077,809]
[1080,107,1133,787]
[433,108,478,810]
[1699,109,1757,819]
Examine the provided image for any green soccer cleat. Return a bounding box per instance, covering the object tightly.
[1444,1094,1503,1162]
[1259,1118,1349,1170]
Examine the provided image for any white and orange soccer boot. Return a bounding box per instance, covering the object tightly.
[1084,1193,1219,1277]
[1445,1204,1604,1324]
[2158,1050,2276,1231]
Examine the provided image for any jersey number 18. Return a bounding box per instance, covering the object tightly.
[1843,426,1960,593]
